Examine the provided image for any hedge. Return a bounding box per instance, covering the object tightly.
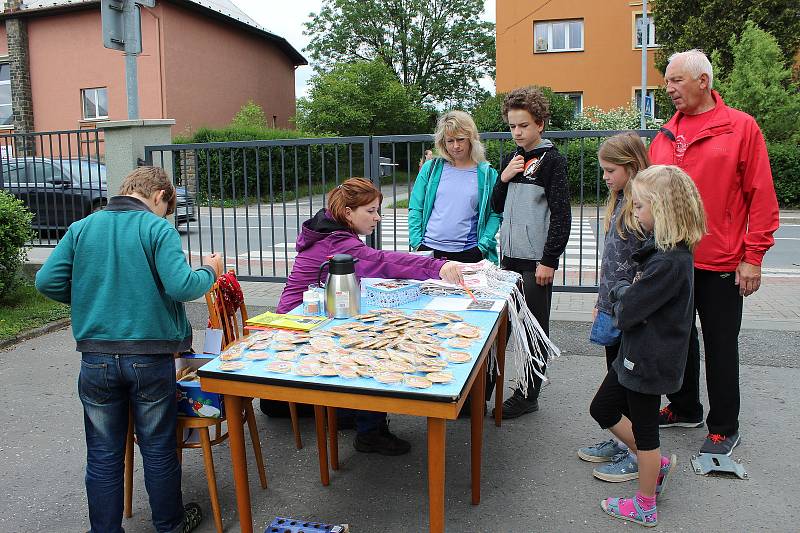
[0,191,34,298]
[768,142,800,207]
[174,126,365,203]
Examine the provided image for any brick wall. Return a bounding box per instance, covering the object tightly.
[5,0,34,154]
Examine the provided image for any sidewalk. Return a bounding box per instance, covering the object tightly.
[2,323,798,532]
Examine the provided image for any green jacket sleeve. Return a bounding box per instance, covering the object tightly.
[35,228,75,304]
[478,165,502,264]
[152,222,216,302]
[408,161,432,250]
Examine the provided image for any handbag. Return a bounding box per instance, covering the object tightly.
[589,310,622,346]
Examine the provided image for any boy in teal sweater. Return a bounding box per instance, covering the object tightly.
[36,166,222,533]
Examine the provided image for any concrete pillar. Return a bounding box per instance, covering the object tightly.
[99,119,175,196]
[5,0,35,155]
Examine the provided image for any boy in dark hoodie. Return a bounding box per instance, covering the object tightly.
[490,87,571,418]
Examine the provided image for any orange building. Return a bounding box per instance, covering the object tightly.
[496,0,664,116]
[0,0,306,135]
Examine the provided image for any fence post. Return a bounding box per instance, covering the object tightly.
[366,136,381,249]
[98,119,175,198]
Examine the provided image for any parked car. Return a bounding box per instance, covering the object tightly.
[0,158,196,230]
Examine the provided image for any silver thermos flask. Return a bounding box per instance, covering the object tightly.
[317,254,361,319]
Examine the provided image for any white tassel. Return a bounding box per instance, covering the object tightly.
[421,261,561,397]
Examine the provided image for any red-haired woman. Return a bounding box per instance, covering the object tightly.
[273,177,463,455]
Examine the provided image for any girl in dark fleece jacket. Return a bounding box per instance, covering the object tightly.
[589,165,706,528]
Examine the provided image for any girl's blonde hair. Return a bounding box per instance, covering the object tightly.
[632,165,706,251]
[433,110,486,165]
[598,132,650,238]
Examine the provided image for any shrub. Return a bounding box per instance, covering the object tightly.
[230,100,269,129]
[0,191,34,298]
[768,142,800,207]
[472,88,576,133]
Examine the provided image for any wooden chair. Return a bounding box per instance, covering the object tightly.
[122,278,271,532]
[205,272,303,450]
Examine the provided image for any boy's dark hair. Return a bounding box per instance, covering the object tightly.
[119,166,176,216]
[502,87,551,128]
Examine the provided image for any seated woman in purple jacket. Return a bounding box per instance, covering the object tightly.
[275,177,463,455]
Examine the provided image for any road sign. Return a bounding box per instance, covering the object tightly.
[644,95,653,118]
[101,0,156,53]
[101,0,126,51]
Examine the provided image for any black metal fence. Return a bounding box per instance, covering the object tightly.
[144,130,657,291]
[0,128,105,246]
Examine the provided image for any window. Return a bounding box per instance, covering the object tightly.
[557,92,583,117]
[634,89,657,117]
[634,14,658,48]
[0,64,12,126]
[81,87,108,120]
[534,20,583,53]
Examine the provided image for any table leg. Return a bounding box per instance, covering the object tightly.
[470,358,487,505]
[223,395,253,533]
[314,405,330,486]
[327,406,339,471]
[427,417,446,533]
[495,309,508,427]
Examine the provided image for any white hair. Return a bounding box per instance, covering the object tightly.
[668,49,714,88]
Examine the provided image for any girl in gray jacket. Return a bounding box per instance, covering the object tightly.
[588,165,706,528]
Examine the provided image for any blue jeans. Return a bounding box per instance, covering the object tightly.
[79,353,184,533]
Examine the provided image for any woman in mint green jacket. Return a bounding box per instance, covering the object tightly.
[409,110,502,264]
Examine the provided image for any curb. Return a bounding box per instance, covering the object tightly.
[0,318,71,351]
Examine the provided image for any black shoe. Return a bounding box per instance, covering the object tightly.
[658,405,704,428]
[493,390,539,420]
[353,421,411,456]
[182,503,203,533]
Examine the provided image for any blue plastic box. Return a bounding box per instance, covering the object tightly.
[264,517,347,533]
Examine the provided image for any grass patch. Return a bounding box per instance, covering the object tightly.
[0,279,70,340]
[388,199,409,209]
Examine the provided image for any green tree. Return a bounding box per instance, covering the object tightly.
[713,22,800,143]
[230,100,268,129]
[295,60,431,136]
[651,0,800,75]
[472,88,576,132]
[303,0,495,107]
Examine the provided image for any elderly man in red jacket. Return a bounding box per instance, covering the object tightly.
[649,49,779,456]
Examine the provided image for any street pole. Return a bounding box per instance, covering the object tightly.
[124,2,139,119]
[640,0,648,129]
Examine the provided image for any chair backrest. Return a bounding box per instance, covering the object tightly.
[204,270,249,349]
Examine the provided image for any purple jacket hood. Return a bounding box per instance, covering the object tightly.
[276,209,446,313]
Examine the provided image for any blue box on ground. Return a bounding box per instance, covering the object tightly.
[176,356,224,418]
[265,517,348,533]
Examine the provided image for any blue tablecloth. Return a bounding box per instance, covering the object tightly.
[199,297,503,402]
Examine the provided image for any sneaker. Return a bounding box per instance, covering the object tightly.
[656,453,677,497]
[593,450,639,482]
[492,390,539,420]
[353,421,411,456]
[658,405,704,428]
[182,502,203,533]
[578,439,627,463]
[699,432,741,456]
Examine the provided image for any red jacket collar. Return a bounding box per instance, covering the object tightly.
[661,90,734,141]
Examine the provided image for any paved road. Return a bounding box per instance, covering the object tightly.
[2,316,798,533]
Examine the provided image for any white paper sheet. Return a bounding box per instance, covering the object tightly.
[425,297,504,312]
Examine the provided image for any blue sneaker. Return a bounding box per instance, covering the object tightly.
[593,450,639,482]
[578,438,627,463]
